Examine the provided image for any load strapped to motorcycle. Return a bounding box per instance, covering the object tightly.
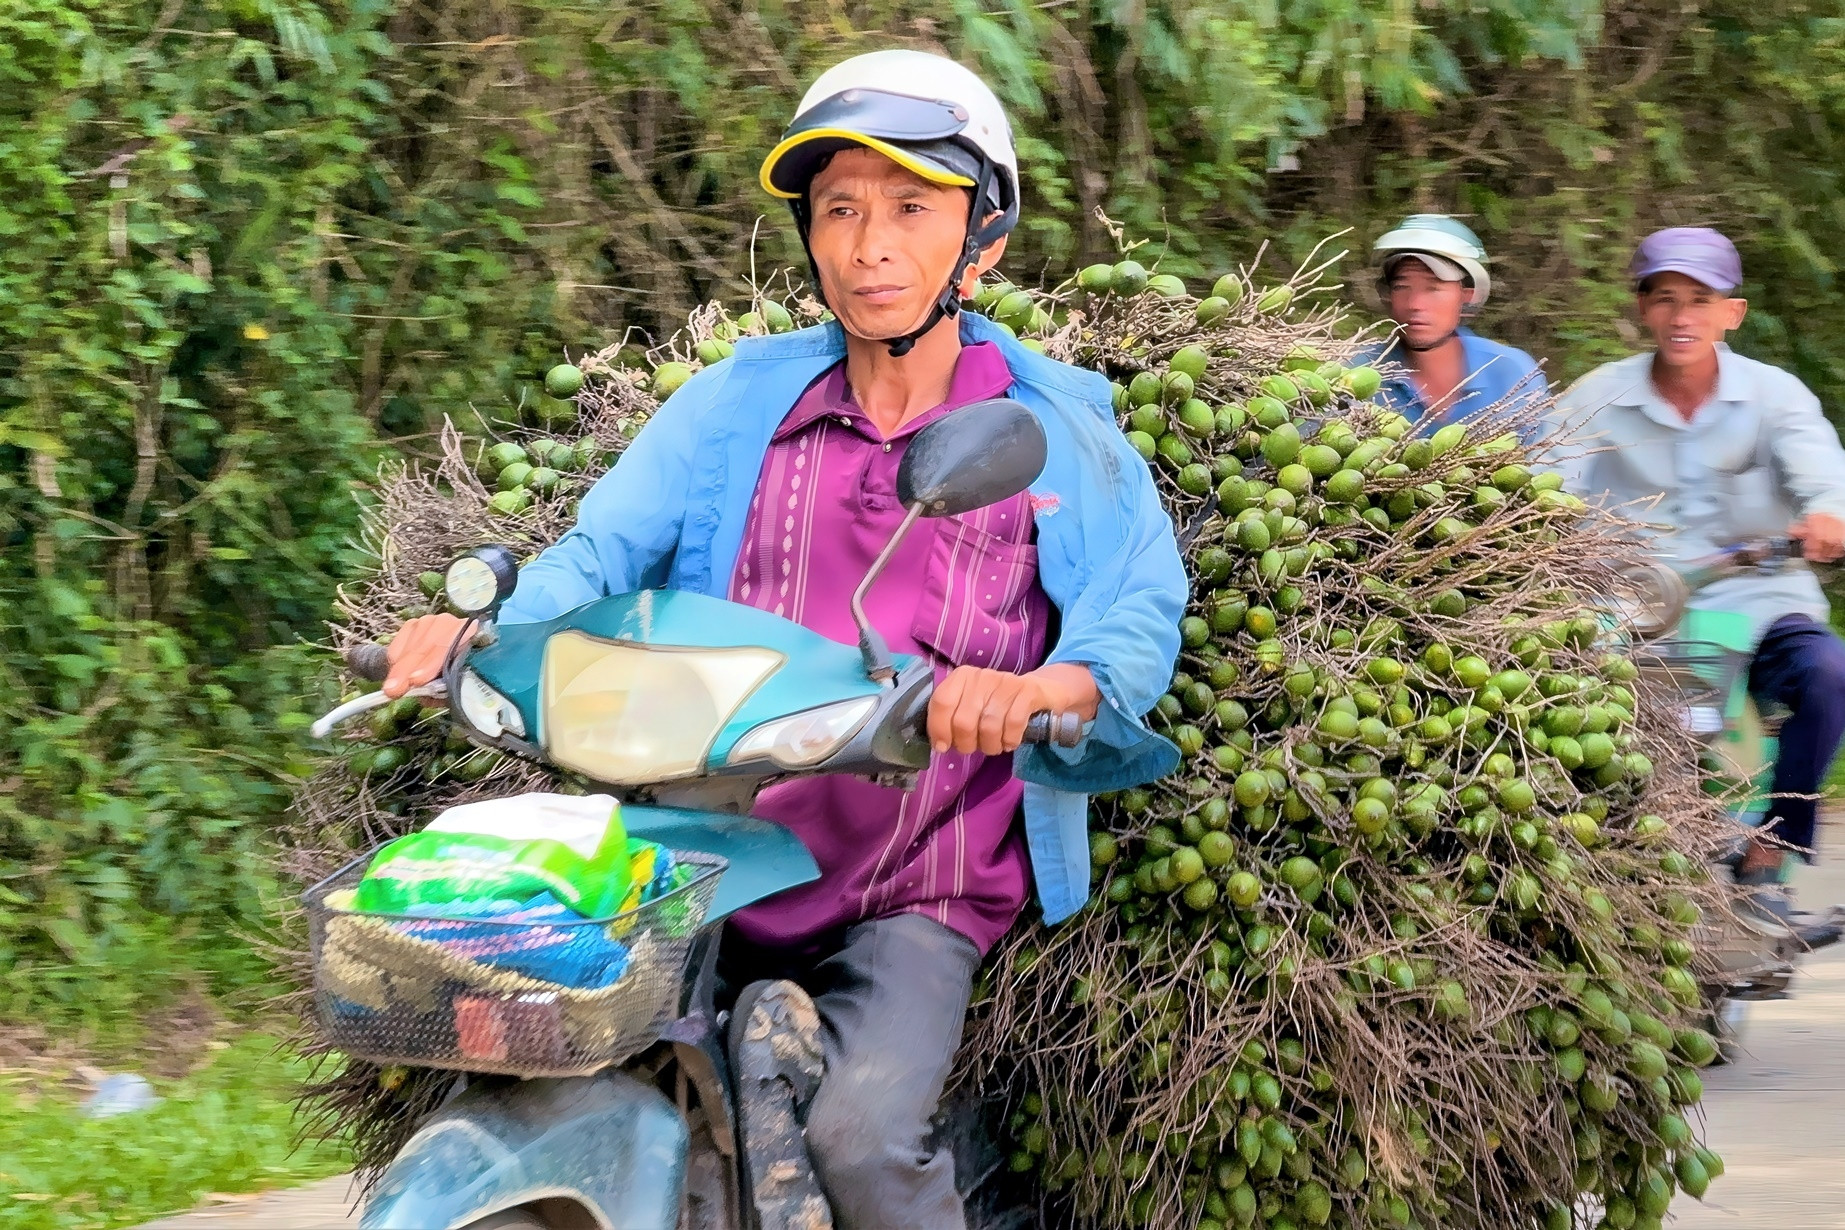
[292,250,1762,1230]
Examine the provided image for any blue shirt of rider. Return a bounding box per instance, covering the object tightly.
[1357,326,1549,440]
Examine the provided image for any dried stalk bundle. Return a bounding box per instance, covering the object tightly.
[957,256,1731,1230]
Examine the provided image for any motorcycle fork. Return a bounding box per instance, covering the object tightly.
[667,933,746,1230]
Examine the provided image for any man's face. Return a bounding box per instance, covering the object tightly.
[1637,271,1747,369]
[805,147,1002,341]
[1386,259,1470,350]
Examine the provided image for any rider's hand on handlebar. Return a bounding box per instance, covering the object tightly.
[1790,513,1845,564]
[383,614,473,699]
[928,663,1100,757]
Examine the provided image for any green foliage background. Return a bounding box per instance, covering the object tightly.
[4,0,1843,1010]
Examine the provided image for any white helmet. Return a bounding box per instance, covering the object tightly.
[761,50,1019,227]
[1374,214,1493,311]
[760,50,1021,356]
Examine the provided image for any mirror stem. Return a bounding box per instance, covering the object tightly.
[851,503,924,685]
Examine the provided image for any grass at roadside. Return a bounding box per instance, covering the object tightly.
[0,1033,346,1230]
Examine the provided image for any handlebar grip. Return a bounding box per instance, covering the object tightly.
[1023,710,1083,749]
[346,643,391,683]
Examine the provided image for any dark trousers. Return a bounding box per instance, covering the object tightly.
[1749,614,1845,856]
[721,913,981,1230]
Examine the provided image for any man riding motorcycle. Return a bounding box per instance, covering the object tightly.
[1551,226,1845,907]
[1359,214,1548,437]
[379,49,1186,1230]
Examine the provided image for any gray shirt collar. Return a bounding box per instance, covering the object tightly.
[1612,343,1756,431]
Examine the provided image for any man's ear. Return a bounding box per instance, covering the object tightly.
[1724,297,1748,332]
[958,230,1010,300]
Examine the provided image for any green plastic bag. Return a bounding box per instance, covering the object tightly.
[355,793,632,917]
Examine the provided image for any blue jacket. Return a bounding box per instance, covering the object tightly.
[1358,326,1548,438]
[500,311,1187,925]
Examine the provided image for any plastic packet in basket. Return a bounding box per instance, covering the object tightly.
[393,893,635,988]
[354,792,632,918]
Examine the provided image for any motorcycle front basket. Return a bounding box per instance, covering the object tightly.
[304,848,724,1078]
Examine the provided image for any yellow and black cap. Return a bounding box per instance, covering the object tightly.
[759,88,1008,212]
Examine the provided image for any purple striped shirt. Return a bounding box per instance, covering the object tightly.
[726,342,1049,955]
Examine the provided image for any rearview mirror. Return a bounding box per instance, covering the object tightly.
[897,398,1047,517]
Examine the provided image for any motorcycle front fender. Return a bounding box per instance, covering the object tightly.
[360,1070,687,1230]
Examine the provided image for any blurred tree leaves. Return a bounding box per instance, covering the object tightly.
[4,0,1844,1004]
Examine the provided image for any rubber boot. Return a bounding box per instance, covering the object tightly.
[730,979,832,1230]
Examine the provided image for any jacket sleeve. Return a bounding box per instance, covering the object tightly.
[1016,429,1186,793]
[1768,374,1845,522]
[497,369,716,624]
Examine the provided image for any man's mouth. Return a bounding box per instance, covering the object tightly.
[1668,334,1697,345]
[854,284,907,305]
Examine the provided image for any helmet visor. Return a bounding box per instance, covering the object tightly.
[761,88,980,200]
[1382,251,1467,284]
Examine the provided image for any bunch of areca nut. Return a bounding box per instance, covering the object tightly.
[959,255,1732,1230]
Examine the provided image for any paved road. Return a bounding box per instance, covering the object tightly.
[1669,825,1845,1229]
[140,825,1845,1229]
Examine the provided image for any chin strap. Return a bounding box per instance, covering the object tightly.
[1401,330,1460,354]
[792,158,1014,359]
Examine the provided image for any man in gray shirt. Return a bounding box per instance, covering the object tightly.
[1552,227,1845,878]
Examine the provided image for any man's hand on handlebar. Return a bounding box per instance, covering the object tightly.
[382,614,474,699]
[1790,513,1845,564]
[928,663,1100,757]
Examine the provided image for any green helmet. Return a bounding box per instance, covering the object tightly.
[1374,214,1492,310]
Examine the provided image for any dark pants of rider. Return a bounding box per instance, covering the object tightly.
[722,912,981,1230]
[1749,613,1845,857]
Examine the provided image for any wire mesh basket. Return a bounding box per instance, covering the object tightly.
[305,848,724,1077]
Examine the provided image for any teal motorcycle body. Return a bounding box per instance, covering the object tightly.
[355,590,937,1230]
[1673,605,1779,828]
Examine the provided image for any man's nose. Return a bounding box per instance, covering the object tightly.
[852,217,897,266]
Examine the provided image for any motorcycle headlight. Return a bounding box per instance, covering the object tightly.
[728,696,879,770]
[458,669,526,739]
[541,630,783,784]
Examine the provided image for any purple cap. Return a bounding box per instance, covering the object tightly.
[1630,227,1743,294]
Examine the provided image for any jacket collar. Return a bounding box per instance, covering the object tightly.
[729,310,1109,405]
[770,341,1014,441]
